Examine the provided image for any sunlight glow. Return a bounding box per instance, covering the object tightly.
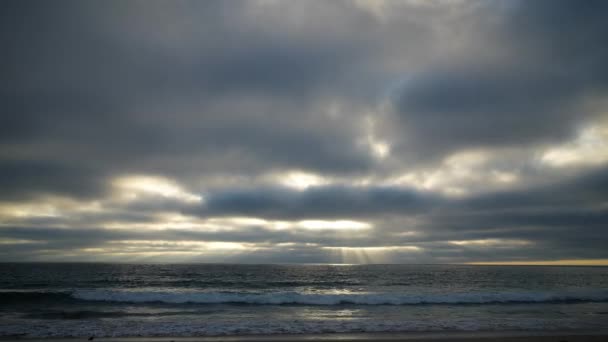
[0,202,61,219]
[296,220,371,230]
[370,140,390,159]
[112,175,202,203]
[449,239,532,247]
[206,217,271,227]
[362,115,391,160]
[99,216,372,233]
[384,149,519,196]
[325,246,422,252]
[278,170,329,190]
[467,259,608,266]
[324,245,422,264]
[541,126,608,167]
[110,240,251,251]
[206,217,372,231]
[492,170,517,183]
[0,197,103,221]
[0,238,43,245]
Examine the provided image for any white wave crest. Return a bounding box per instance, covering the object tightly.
[71,289,608,305]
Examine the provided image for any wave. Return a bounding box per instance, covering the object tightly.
[22,310,205,320]
[2,288,608,306]
[0,289,73,304]
[70,289,608,305]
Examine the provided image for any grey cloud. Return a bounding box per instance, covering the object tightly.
[0,225,380,265]
[190,165,608,220]
[185,166,608,259]
[194,185,438,220]
[391,0,608,162]
[459,166,608,211]
[0,159,107,200]
[2,165,607,263]
[394,69,582,151]
[0,0,381,199]
[2,0,608,263]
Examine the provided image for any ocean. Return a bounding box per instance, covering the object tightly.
[1,263,607,338]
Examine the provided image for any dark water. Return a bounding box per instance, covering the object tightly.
[1,263,607,337]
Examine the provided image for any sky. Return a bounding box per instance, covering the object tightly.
[1,0,608,264]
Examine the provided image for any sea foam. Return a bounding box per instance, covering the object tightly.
[71,288,608,305]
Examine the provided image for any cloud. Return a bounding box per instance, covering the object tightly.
[1,0,608,263]
[390,0,608,162]
[0,0,382,200]
[193,185,438,219]
[0,159,108,200]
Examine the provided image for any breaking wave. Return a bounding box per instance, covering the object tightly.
[69,288,608,305]
[3,288,608,306]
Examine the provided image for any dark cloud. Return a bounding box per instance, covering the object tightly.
[194,185,438,220]
[1,0,608,262]
[391,0,608,161]
[3,165,606,262]
[0,0,380,199]
[394,68,582,152]
[185,164,608,220]
[459,166,608,211]
[0,159,107,200]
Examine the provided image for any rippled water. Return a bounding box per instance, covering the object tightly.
[1,263,607,337]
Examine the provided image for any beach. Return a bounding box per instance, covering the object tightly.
[2,331,608,342]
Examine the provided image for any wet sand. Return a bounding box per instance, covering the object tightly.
[2,330,608,342]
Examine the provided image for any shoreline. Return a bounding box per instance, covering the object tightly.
[3,330,608,342]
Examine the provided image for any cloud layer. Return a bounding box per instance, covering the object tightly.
[1,0,608,263]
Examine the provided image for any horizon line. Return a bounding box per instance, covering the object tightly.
[1,260,607,266]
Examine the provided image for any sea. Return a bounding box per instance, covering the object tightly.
[1,263,607,338]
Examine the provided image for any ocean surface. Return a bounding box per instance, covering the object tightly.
[0,263,607,338]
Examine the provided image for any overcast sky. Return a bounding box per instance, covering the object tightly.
[1,0,608,264]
